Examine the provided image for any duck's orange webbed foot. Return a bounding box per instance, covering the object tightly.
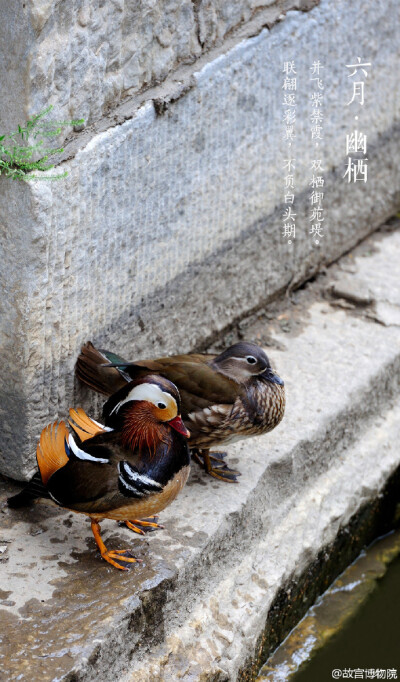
[207,467,240,483]
[102,549,141,571]
[122,516,164,535]
[192,449,241,483]
[91,519,141,571]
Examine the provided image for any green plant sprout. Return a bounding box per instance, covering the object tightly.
[0,106,84,181]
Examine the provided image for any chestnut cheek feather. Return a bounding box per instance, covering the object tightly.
[122,402,166,454]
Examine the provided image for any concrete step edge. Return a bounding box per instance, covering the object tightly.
[118,396,400,681]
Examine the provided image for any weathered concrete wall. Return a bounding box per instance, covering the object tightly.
[0,0,399,478]
[0,0,315,132]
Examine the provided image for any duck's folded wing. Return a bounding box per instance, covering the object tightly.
[76,342,237,415]
[48,428,158,508]
[98,352,238,416]
[137,359,238,417]
[47,454,162,514]
[47,462,133,516]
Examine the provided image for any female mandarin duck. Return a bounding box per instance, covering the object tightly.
[8,376,190,570]
[76,341,285,483]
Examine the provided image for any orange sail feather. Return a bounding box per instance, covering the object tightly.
[36,421,69,485]
[68,407,106,441]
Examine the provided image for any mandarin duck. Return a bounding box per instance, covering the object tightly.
[8,375,190,570]
[76,341,285,482]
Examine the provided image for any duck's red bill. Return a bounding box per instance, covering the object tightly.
[168,416,190,438]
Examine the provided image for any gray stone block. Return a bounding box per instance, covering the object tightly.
[0,1,319,135]
[0,0,200,132]
[196,0,317,48]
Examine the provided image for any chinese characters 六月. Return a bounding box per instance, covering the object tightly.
[344,57,371,183]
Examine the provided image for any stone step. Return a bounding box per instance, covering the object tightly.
[1,221,400,681]
[123,399,400,682]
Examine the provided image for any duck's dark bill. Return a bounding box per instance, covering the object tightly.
[262,368,284,386]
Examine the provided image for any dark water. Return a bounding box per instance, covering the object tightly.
[292,554,400,681]
[257,532,400,682]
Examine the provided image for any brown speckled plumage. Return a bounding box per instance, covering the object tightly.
[187,379,285,449]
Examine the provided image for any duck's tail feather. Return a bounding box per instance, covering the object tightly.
[7,471,50,508]
[75,341,130,396]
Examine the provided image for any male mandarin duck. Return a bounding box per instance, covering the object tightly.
[76,341,285,482]
[8,376,190,570]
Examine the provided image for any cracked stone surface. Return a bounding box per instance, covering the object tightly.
[0,0,316,132]
[0,0,200,131]
[330,277,373,306]
[1,225,400,681]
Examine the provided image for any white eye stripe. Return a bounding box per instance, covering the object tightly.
[110,383,177,415]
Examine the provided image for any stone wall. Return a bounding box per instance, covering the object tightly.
[0,0,316,133]
[0,0,399,478]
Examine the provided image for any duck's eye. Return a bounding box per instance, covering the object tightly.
[157,402,167,409]
[246,356,257,364]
